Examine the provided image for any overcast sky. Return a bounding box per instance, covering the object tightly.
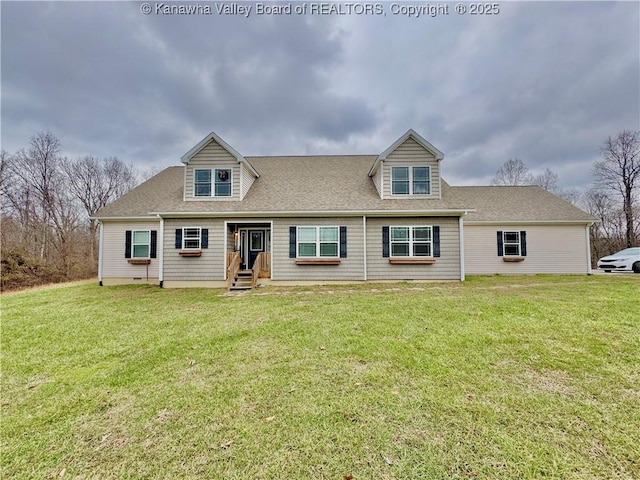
[2,1,639,189]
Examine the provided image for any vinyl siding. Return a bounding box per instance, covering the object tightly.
[464,224,589,274]
[101,221,160,281]
[184,140,240,200]
[383,137,440,199]
[372,164,382,198]
[366,217,460,280]
[163,219,226,281]
[240,163,256,200]
[271,217,365,281]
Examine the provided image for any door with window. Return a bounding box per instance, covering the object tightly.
[240,229,269,269]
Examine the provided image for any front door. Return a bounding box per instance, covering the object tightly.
[248,230,265,269]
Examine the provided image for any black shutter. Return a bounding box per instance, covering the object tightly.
[339,226,347,258]
[433,226,441,258]
[125,230,132,258]
[497,231,504,256]
[520,231,527,256]
[150,230,157,258]
[175,229,182,249]
[382,226,390,258]
[201,228,208,249]
[289,227,297,258]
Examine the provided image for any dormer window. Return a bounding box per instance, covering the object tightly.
[215,169,232,196]
[391,166,430,195]
[194,168,232,197]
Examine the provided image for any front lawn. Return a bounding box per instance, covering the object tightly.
[2,276,639,479]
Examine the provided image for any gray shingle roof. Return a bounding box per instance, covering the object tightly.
[94,156,595,223]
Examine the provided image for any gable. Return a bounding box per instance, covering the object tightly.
[370,130,444,200]
[181,132,258,201]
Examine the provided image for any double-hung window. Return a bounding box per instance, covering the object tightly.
[182,227,201,250]
[215,169,232,196]
[194,168,232,197]
[194,169,212,197]
[497,230,527,257]
[297,226,339,258]
[132,230,151,258]
[390,226,433,257]
[391,166,431,195]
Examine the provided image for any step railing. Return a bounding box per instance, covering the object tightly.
[227,252,241,291]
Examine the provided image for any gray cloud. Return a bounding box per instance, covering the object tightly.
[2,1,638,191]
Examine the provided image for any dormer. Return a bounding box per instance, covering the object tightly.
[369,129,444,200]
[181,131,259,201]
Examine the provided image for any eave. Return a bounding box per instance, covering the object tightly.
[369,129,445,177]
[180,131,260,178]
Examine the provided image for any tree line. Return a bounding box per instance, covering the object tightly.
[1,129,638,290]
[0,132,140,290]
[490,130,640,263]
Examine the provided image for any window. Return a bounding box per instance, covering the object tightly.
[390,226,432,257]
[391,166,431,195]
[132,230,150,258]
[183,227,201,250]
[297,226,339,258]
[215,169,232,196]
[194,168,232,197]
[194,169,211,197]
[503,231,520,256]
[497,230,527,257]
[174,228,208,250]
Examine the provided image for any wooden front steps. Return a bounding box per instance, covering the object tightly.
[229,270,253,291]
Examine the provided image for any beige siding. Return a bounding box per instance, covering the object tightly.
[372,165,382,198]
[464,224,589,274]
[101,221,160,283]
[383,137,441,199]
[240,163,256,200]
[184,140,241,200]
[366,217,461,280]
[271,217,365,281]
[163,219,226,281]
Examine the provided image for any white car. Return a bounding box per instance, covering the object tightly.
[597,247,640,273]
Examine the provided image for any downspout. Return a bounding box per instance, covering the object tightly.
[459,214,466,281]
[158,215,164,287]
[98,220,104,286]
[362,215,368,281]
[585,223,593,275]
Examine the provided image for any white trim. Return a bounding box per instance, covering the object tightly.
[239,163,244,200]
[193,168,233,198]
[131,229,152,259]
[390,165,432,196]
[149,209,473,218]
[459,216,465,281]
[296,226,340,259]
[159,216,164,282]
[92,216,161,221]
[98,221,104,282]
[389,225,434,258]
[369,129,444,177]
[502,231,522,257]
[362,215,367,281]
[182,226,203,250]
[585,223,592,274]
[180,131,260,178]
[380,160,384,199]
[223,220,228,281]
[465,220,593,225]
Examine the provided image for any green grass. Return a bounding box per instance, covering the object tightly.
[2,275,639,479]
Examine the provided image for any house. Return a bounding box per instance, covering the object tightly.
[94,130,596,289]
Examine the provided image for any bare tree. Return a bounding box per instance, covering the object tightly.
[595,130,640,247]
[491,158,533,186]
[61,155,138,259]
[531,168,560,193]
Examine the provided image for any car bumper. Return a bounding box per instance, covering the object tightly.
[597,262,632,271]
